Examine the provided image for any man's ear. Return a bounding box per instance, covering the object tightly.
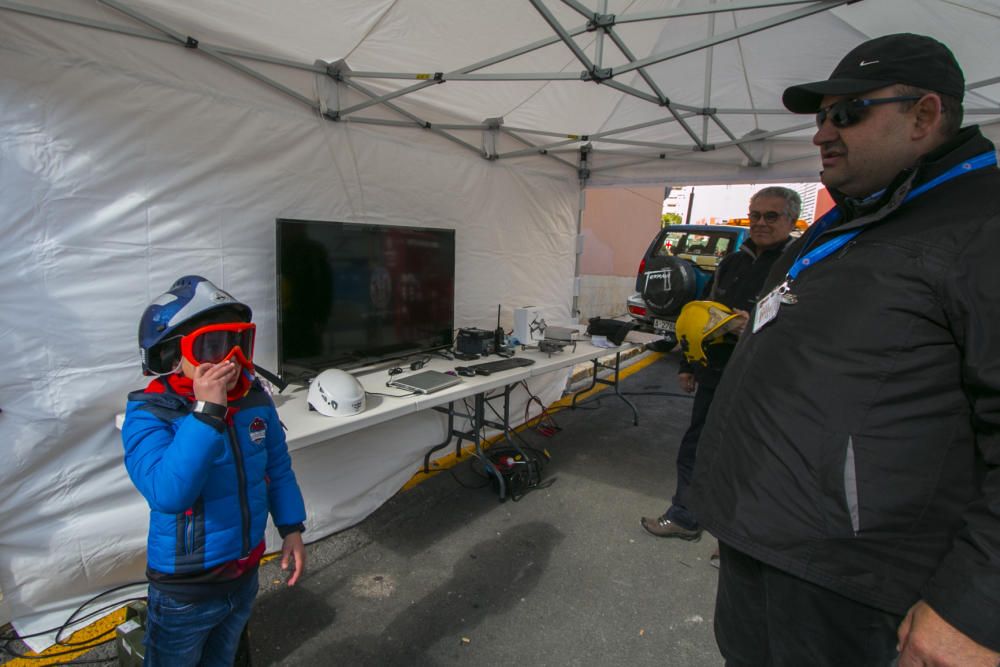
[910,94,944,140]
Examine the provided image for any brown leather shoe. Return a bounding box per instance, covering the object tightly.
[640,515,702,540]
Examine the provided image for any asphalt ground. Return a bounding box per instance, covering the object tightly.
[249,349,722,667]
[2,349,724,666]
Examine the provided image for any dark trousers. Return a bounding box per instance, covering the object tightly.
[664,382,716,530]
[144,572,258,667]
[715,543,902,667]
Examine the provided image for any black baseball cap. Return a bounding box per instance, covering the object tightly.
[783,33,965,113]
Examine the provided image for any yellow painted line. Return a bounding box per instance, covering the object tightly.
[402,350,664,490]
[5,608,126,666]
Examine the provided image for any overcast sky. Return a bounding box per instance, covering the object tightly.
[666,182,821,223]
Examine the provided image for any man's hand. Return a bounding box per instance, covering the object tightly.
[678,372,696,394]
[897,600,1000,666]
[281,532,306,587]
[192,359,240,405]
[731,309,751,336]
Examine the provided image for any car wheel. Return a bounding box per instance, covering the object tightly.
[640,256,699,317]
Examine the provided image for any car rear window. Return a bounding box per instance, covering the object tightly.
[655,231,738,258]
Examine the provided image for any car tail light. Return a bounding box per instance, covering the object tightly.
[628,303,647,317]
[637,257,646,275]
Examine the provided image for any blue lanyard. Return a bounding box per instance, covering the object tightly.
[787,151,997,281]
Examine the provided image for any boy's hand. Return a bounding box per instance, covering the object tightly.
[281,532,306,586]
[192,359,239,405]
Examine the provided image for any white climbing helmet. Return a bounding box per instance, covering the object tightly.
[307,369,366,417]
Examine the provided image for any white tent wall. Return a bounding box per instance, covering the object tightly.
[0,11,579,638]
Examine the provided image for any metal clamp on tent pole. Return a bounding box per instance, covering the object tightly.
[587,13,616,31]
[184,36,198,49]
[321,59,351,121]
[577,143,592,184]
[582,66,613,83]
[416,72,445,83]
[482,116,504,160]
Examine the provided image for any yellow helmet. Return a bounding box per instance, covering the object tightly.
[676,301,742,365]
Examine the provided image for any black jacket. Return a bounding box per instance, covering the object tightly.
[681,238,793,386]
[690,126,1000,651]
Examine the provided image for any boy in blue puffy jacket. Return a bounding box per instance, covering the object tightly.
[122,275,307,666]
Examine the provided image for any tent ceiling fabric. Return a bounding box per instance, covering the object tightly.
[5,0,999,186]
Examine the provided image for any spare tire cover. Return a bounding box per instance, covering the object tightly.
[641,257,699,316]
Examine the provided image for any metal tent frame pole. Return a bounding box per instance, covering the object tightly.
[1,0,872,173]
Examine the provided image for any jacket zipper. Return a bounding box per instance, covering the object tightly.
[184,509,193,554]
[845,436,860,536]
[835,239,857,259]
[226,422,252,557]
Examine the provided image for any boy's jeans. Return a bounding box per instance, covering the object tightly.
[144,571,258,667]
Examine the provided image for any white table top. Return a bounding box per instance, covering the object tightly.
[275,339,636,451]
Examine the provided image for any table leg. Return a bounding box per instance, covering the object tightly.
[570,351,639,425]
[424,401,458,474]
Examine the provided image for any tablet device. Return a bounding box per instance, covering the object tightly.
[388,370,462,394]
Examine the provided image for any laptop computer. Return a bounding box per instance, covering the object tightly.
[388,369,463,394]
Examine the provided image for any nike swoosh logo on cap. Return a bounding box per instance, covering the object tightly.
[859,59,880,67]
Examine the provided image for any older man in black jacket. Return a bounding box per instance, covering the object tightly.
[641,187,798,542]
[690,34,1000,666]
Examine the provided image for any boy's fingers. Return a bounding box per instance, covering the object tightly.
[286,562,299,586]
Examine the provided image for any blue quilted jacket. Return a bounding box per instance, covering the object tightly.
[122,377,306,576]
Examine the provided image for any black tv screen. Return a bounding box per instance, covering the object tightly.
[276,219,455,380]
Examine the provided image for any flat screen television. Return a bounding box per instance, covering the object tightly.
[276,218,455,381]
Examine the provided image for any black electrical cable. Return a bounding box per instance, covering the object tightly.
[0,596,146,665]
[482,445,553,501]
[367,389,417,398]
[0,583,146,643]
[621,390,694,399]
[481,400,552,501]
[519,381,562,435]
[447,465,493,490]
[0,582,147,662]
[3,645,118,664]
[56,658,117,665]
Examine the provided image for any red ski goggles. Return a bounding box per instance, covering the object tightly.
[179,322,256,369]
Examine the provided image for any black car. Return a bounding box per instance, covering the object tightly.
[626,224,750,347]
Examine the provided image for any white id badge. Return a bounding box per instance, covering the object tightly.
[753,286,782,333]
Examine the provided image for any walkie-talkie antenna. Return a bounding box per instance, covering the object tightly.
[493,304,505,355]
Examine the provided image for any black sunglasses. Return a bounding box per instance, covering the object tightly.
[748,211,784,224]
[815,96,922,129]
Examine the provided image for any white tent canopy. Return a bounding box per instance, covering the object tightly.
[5,0,1000,185]
[2,0,999,647]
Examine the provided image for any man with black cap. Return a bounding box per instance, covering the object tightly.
[689,33,1000,665]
